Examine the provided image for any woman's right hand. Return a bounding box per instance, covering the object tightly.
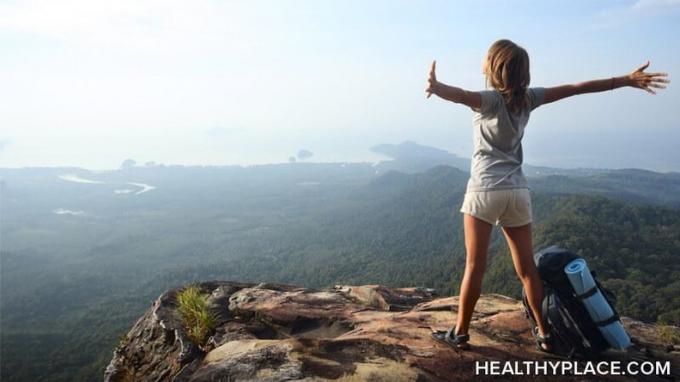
[627,61,670,94]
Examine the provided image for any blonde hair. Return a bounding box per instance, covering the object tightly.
[484,39,531,113]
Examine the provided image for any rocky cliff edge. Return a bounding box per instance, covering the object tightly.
[105,281,680,381]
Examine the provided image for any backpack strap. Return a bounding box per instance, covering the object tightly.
[541,285,551,325]
[573,270,601,301]
[573,286,598,300]
[593,313,620,327]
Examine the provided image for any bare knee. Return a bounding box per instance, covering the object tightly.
[515,262,540,285]
[464,258,487,279]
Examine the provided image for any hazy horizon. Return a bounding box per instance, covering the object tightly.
[2,137,680,173]
[1,0,679,171]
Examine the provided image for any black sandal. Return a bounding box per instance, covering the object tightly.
[532,326,553,354]
[432,325,470,350]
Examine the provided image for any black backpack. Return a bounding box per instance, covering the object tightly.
[522,245,621,359]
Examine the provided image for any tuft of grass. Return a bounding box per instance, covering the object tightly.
[115,333,129,352]
[176,285,218,345]
[655,323,680,345]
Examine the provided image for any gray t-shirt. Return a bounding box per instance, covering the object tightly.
[466,87,546,192]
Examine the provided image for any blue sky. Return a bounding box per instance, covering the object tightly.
[0,0,679,170]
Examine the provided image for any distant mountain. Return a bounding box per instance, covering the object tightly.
[370,140,471,173]
[369,140,615,177]
[530,168,680,208]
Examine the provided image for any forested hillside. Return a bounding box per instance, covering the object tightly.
[1,163,679,381]
[484,194,680,324]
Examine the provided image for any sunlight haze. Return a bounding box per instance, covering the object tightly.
[0,0,678,170]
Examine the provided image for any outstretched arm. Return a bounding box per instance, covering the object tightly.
[425,60,481,109]
[543,61,669,105]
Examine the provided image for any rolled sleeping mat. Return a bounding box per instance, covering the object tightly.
[564,259,631,350]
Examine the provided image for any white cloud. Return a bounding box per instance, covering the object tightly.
[587,0,680,31]
[53,208,85,215]
[0,0,260,49]
[631,0,680,10]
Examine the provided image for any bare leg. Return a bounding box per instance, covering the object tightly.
[501,223,549,346]
[454,213,493,335]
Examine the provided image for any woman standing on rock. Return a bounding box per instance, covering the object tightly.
[425,39,669,351]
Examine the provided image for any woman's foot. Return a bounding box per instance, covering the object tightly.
[533,326,553,353]
[432,325,470,350]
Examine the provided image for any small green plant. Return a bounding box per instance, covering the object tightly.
[176,285,218,345]
[116,333,128,351]
[655,323,680,345]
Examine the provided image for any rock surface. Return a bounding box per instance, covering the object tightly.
[105,281,680,381]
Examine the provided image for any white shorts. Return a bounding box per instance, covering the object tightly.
[460,188,532,227]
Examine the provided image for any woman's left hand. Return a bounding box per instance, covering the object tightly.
[627,60,670,95]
